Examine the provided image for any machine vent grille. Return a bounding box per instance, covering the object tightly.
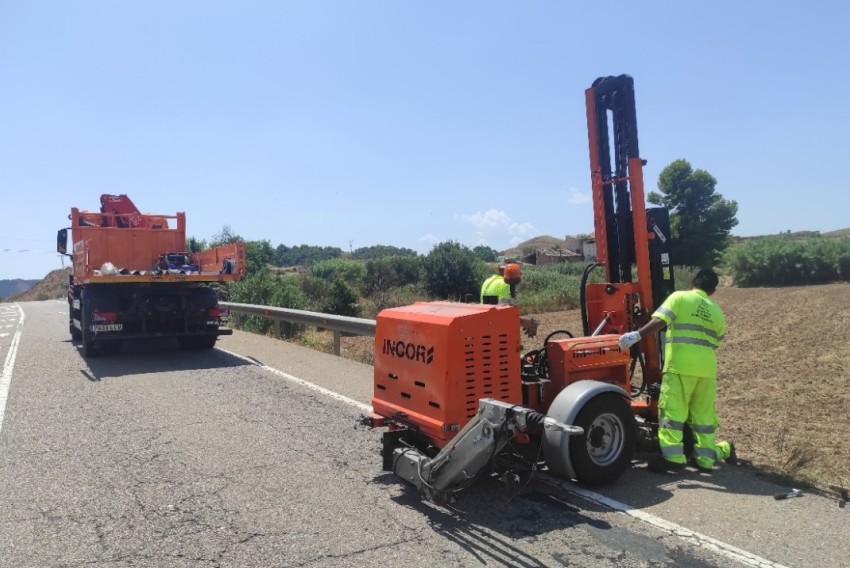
[463,332,513,418]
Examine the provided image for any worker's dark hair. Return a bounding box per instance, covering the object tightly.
[692,268,719,294]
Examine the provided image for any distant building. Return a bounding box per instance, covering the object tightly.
[581,238,597,262]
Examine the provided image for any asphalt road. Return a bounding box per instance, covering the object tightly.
[0,300,846,568]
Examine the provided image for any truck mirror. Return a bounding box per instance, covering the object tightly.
[57,228,68,255]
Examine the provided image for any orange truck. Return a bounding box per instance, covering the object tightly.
[57,195,246,357]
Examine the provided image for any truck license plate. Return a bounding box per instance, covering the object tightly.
[91,324,123,332]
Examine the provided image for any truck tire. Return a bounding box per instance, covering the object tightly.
[69,295,82,340]
[80,328,99,358]
[569,393,636,486]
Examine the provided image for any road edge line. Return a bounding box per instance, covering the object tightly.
[217,348,372,413]
[0,304,26,438]
[546,480,790,568]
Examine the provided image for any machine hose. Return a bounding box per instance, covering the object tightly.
[522,330,575,380]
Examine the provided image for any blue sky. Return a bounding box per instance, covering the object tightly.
[1,1,848,280]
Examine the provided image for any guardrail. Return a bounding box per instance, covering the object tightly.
[220,302,376,356]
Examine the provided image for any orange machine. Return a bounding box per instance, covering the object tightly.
[58,195,246,357]
[373,302,523,446]
[363,75,674,501]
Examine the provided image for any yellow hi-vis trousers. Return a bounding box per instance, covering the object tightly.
[658,373,732,468]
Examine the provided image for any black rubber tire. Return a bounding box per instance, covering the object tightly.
[570,393,636,486]
[81,328,99,358]
[197,335,217,349]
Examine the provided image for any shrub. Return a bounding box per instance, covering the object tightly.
[228,269,307,337]
[421,241,490,300]
[724,237,850,286]
[308,258,366,287]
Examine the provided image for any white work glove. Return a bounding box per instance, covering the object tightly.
[618,331,642,349]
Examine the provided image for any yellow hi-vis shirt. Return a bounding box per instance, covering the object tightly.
[653,289,725,379]
[480,275,510,303]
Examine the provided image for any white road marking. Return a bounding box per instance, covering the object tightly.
[545,480,790,568]
[0,304,25,438]
[0,333,9,338]
[218,348,371,413]
[219,346,788,568]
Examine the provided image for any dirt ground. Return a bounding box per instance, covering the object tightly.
[341,283,850,489]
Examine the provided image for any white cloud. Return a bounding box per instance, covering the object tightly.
[461,209,537,235]
[566,187,592,205]
[419,233,440,246]
[457,208,538,251]
[460,208,513,230]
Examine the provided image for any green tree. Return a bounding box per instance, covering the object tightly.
[648,159,738,267]
[351,244,418,260]
[245,240,275,274]
[186,237,207,253]
[363,256,423,299]
[308,258,366,288]
[274,244,343,266]
[210,225,243,247]
[421,241,489,300]
[472,245,499,262]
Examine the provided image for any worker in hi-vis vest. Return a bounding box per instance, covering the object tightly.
[481,260,538,338]
[619,268,738,473]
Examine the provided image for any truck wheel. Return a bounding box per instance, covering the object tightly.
[197,335,217,349]
[569,393,636,486]
[81,331,99,358]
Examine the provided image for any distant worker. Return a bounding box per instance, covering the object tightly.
[618,268,737,473]
[481,261,539,338]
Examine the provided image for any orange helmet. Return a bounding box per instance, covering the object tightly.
[502,263,522,285]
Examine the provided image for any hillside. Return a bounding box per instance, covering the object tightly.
[7,268,70,302]
[500,235,576,259]
[0,279,40,300]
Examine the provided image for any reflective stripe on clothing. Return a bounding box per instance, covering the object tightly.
[660,445,685,459]
[657,372,719,468]
[690,423,716,434]
[693,447,715,459]
[653,289,725,378]
[660,418,685,430]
